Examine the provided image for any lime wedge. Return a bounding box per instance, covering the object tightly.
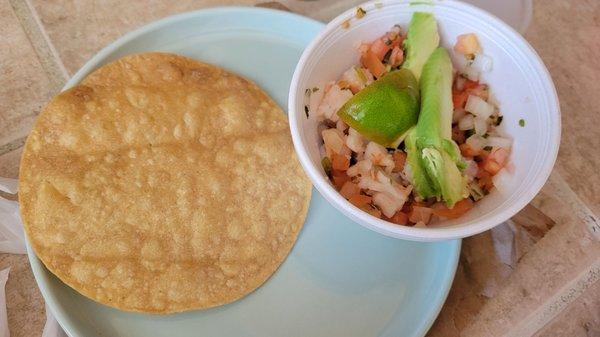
[337,69,420,147]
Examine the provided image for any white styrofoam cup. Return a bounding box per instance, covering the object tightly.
[289,0,560,241]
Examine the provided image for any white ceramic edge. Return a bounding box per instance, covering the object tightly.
[288,0,561,242]
[25,7,462,337]
[29,6,462,337]
[25,7,329,337]
[412,239,461,337]
[63,6,324,89]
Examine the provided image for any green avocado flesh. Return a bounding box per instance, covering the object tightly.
[408,47,468,207]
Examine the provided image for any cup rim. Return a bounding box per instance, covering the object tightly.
[288,0,561,241]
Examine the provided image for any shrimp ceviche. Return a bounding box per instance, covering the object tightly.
[308,12,512,227]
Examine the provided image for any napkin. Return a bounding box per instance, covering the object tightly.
[0,177,66,337]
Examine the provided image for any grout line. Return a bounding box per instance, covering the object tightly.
[502,258,600,337]
[8,0,69,95]
[548,171,600,240]
[0,137,26,157]
[23,0,69,80]
[498,171,600,336]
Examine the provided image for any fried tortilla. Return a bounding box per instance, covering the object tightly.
[19,53,311,314]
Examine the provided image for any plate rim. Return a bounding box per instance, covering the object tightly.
[25,6,461,337]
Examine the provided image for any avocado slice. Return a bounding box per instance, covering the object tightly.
[337,69,419,147]
[406,47,468,206]
[405,128,438,198]
[402,12,440,81]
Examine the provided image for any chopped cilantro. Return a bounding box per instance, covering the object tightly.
[519,118,525,127]
[356,7,366,18]
[495,115,504,126]
[321,157,332,176]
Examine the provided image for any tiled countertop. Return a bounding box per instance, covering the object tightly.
[1,1,598,336]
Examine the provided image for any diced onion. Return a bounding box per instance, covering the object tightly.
[372,192,401,218]
[322,128,347,157]
[358,170,410,202]
[474,115,488,136]
[491,168,511,194]
[462,65,480,81]
[458,114,475,130]
[341,66,372,93]
[316,84,353,122]
[319,144,327,159]
[346,128,366,154]
[463,159,478,178]
[365,142,389,165]
[336,119,348,133]
[485,136,513,149]
[347,159,372,177]
[466,134,486,152]
[471,53,493,73]
[465,95,494,119]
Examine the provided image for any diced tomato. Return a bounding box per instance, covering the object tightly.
[408,206,433,224]
[467,84,489,100]
[392,151,407,172]
[339,181,361,199]
[388,211,409,225]
[453,80,485,108]
[432,199,473,219]
[489,148,509,166]
[480,176,494,191]
[482,148,509,175]
[475,149,490,163]
[459,143,480,157]
[475,169,494,191]
[390,35,403,49]
[332,153,350,171]
[452,127,466,144]
[454,33,480,55]
[361,51,386,78]
[482,159,502,175]
[475,165,489,179]
[369,38,390,61]
[452,90,470,109]
[348,194,372,207]
[332,170,350,189]
[463,79,479,90]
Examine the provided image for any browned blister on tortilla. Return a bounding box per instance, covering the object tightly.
[19,53,311,314]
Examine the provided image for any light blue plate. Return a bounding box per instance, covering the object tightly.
[26,7,460,337]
